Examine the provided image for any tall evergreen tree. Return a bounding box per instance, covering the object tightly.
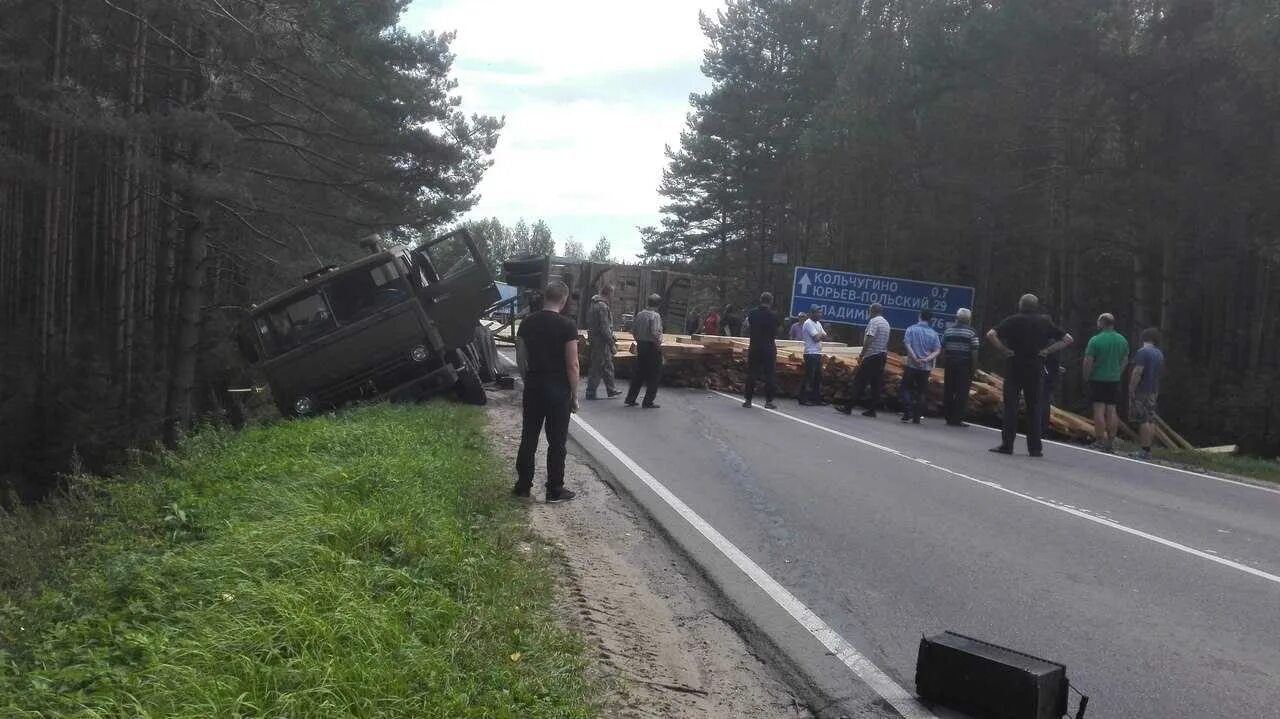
[648,0,1280,453]
[0,0,500,491]
[562,238,586,260]
[589,236,613,263]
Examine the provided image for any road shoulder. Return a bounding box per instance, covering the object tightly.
[486,390,813,718]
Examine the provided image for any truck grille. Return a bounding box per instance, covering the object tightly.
[315,350,433,405]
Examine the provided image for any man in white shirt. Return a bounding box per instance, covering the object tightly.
[836,302,891,417]
[798,306,828,405]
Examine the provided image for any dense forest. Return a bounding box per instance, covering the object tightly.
[645,0,1280,454]
[459,216,615,266]
[0,0,501,497]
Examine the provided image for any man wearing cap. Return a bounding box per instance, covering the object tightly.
[797,305,828,405]
[942,308,980,426]
[585,284,622,400]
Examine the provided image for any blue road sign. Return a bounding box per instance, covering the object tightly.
[790,266,975,332]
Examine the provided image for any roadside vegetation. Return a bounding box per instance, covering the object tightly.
[0,404,594,718]
[1151,448,1280,486]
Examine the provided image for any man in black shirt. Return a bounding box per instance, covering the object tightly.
[514,281,579,503]
[985,293,1074,457]
[743,292,780,409]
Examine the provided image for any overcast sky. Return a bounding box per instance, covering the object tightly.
[401,0,723,260]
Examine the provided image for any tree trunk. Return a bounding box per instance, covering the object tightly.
[164,197,212,448]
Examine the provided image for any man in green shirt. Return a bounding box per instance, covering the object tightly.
[1082,313,1129,452]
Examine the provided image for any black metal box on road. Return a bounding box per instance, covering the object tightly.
[916,631,1068,719]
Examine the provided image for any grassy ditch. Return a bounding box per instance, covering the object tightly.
[1151,448,1280,485]
[0,403,594,718]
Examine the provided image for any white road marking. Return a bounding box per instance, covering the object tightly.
[571,414,937,719]
[712,391,1280,587]
[962,413,1280,496]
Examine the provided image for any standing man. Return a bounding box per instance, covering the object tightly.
[942,308,979,426]
[835,302,891,417]
[789,315,806,341]
[900,310,942,424]
[685,309,702,336]
[626,293,664,409]
[722,304,742,336]
[986,294,1074,457]
[743,292,780,409]
[1128,328,1165,460]
[585,284,622,400]
[1083,313,1129,452]
[513,281,579,503]
[798,306,828,405]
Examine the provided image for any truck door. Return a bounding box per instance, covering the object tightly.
[412,230,500,350]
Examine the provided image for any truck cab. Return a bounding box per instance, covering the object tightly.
[238,230,499,417]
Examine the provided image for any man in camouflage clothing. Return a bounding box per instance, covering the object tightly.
[585,284,622,400]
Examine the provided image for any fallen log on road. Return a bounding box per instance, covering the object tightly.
[581,333,1182,447]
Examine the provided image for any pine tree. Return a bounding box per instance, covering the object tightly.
[562,238,586,260]
[589,236,613,263]
[530,219,555,256]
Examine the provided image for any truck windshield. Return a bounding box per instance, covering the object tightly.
[256,292,335,356]
[325,260,410,324]
[424,234,477,281]
[252,261,410,358]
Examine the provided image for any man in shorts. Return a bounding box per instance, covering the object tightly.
[1128,328,1165,460]
[1082,313,1129,452]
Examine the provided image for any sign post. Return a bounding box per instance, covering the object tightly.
[789,266,975,332]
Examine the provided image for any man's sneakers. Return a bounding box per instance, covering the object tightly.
[743,400,752,408]
[989,446,1014,455]
[1090,440,1115,454]
[514,486,576,504]
[624,400,638,407]
[1131,448,1152,460]
[642,403,660,409]
[1029,449,1044,458]
[861,410,877,418]
[546,488,577,504]
[834,405,853,415]
[607,390,623,398]
[764,401,777,410]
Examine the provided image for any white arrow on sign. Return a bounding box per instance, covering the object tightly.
[798,273,812,294]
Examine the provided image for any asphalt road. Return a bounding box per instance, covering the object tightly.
[570,388,1280,719]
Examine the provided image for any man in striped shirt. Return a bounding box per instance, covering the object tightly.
[942,308,980,427]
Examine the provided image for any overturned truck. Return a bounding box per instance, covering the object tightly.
[237,230,501,418]
[500,256,721,333]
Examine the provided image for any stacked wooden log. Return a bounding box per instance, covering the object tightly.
[579,332,1196,446]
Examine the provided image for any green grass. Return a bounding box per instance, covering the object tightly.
[0,403,595,718]
[1152,448,1280,485]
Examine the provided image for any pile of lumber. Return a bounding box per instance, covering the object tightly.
[581,333,1188,448]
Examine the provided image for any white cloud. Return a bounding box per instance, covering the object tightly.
[402,0,724,258]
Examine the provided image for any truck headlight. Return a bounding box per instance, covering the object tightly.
[293,395,314,416]
[410,344,429,363]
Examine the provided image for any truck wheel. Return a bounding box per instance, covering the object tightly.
[470,325,498,383]
[456,366,487,405]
